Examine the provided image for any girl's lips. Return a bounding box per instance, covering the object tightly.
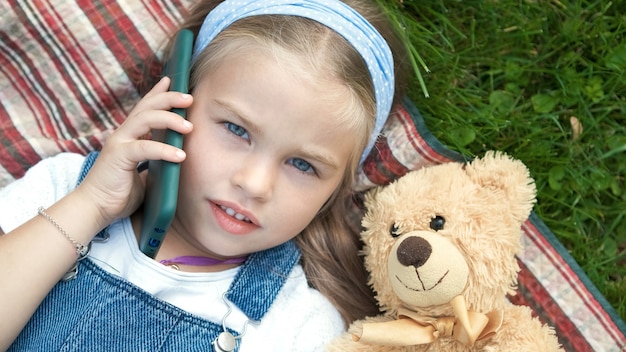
[210,202,260,235]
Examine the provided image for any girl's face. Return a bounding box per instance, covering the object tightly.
[172,48,359,258]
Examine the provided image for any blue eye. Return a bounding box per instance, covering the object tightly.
[289,158,314,174]
[225,122,249,140]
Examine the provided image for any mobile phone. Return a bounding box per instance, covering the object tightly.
[139,29,194,258]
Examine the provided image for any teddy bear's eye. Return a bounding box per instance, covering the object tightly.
[430,216,445,231]
[390,224,402,238]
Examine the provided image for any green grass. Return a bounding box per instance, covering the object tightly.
[378,0,626,321]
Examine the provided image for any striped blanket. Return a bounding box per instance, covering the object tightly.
[1,1,624,350]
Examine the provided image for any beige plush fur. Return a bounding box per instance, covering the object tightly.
[328,151,562,352]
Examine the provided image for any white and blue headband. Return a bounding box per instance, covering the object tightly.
[193,0,395,165]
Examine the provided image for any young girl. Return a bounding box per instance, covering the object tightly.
[0,0,406,350]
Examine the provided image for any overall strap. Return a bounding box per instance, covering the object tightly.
[77,151,99,184]
[227,240,301,321]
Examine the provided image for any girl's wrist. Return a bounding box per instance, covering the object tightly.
[46,188,111,247]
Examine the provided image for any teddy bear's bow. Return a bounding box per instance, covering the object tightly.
[354,303,503,347]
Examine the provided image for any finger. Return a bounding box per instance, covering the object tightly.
[126,139,187,165]
[117,110,194,140]
[98,139,187,173]
[143,76,171,98]
[131,91,193,117]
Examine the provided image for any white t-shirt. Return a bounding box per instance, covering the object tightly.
[0,153,344,351]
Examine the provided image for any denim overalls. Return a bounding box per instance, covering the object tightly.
[9,152,301,351]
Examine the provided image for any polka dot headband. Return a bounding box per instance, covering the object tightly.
[193,0,395,165]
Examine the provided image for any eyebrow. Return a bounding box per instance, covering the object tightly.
[213,99,261,136]
[300,149,340,171]
[213,99,340,170]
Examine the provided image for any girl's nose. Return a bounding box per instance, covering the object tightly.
[231,156,275,201]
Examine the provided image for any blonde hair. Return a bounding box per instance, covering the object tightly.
[170,0,407,325]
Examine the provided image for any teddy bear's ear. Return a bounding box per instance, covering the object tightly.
[362,186,384,212]
[464,151,537,222]
[360,185,388,228]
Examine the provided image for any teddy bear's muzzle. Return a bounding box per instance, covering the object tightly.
[388,232,470,307]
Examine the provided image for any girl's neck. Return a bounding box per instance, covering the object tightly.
[130,211,246,273]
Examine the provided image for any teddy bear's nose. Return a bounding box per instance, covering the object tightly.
[397,236,432,268]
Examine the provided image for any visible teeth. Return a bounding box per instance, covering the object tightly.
[220,205,251,223]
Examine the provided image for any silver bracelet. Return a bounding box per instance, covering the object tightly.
[37,206,89,258]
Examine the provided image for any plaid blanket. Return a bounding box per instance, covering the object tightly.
[1,1,624,350]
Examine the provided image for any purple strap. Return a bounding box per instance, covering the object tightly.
[160,256,248,266]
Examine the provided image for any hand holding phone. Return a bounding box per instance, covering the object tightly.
[139,29,194,258]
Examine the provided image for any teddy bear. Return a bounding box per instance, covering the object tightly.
[328,151,562,352]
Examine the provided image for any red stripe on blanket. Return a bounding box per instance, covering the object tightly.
[4,1,121,157]
[79,0,156,89]
[2,6,73,144]
[0,110,42,180]
[0,35,52,130]
[141,0,187,34]
[45,3,129,127]
[11,3,83,144]
[396,106,454,165]
[0,43,42,178]
[362,105,460,186]
[523,221,626,347]
[363,137,409,185]
[20,2,123,133]
[511,259,593,351]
